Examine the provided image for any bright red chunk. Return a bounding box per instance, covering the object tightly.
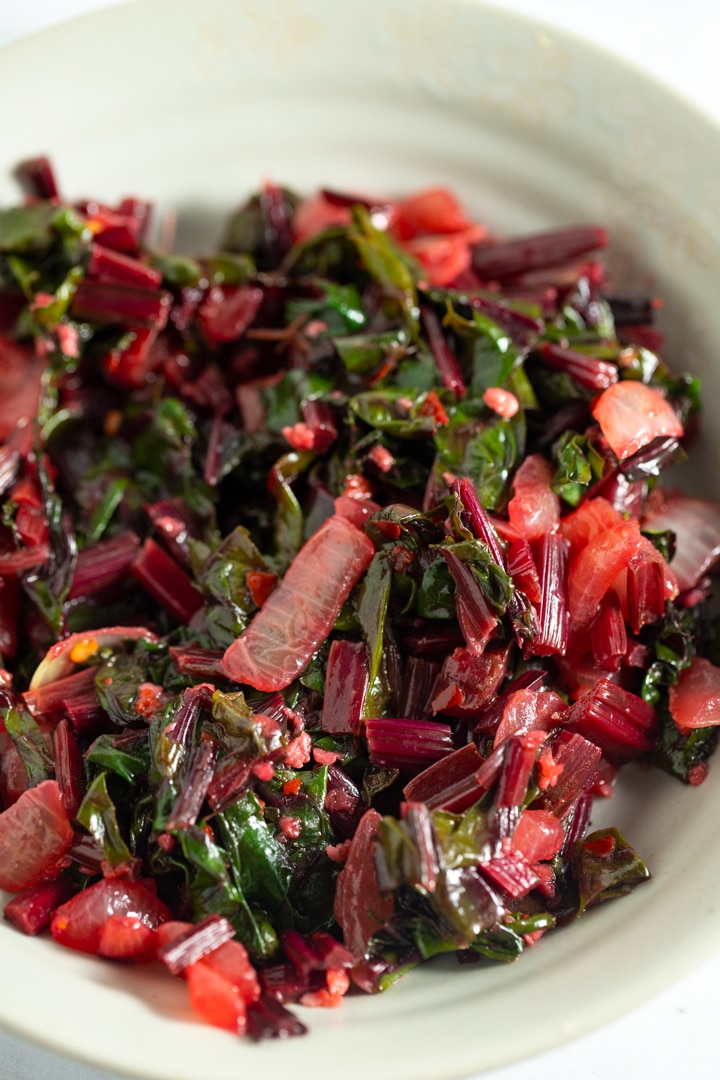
[185,960,248,1035]
[50,878,171,954]
[591,381,683,461]
[0,780,74,892]
[669,656,720,730]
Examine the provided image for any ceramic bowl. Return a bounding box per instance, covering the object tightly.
[1,2,719,1078]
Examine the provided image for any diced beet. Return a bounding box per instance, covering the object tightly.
[185,960,248,1035]
[0,780,74,892]
[88,244,162,290]
[507,454,561,542]
[668,656,720,730]
[3,876,77,935]
[97,915,156,961]
[51,878,171,954]
[513,809,565,863]
[222,516,375,692]
[16,156,59,199]
[591,381,683,462]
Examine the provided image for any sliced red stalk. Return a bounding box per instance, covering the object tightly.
[67,532,140,600]
[456,477,506,567]
[131,537,204,624]
[506,535,541,605]
[71,280,172,329]
[495,732,546,807]
[222,515,375,692]
[441,548,497,653]
[24,666,99,727]
[365,717,454,771]
[206,754,254,812]
[468,294,543,345]
[590,590,627,671]
[542,732,602,817]
[403,624,466,660]
[88,244,162,290]
[102,325,160,389]
[260,962,310,1003]
[3,876,77,935]
[333,809,394,992]
[396,656,440,721]
[626,553,665,635]
[432,645,510,719]
[403,743,484,812]
[320,639,369,735]
[246,995,308,1040]
[324,765,364,839]
[473,668,546,737]
[0,441,21,499]
[52,719,86,819]
[620,435,684,482]
[299,398,338,453]
[185,961,249,1034]
[169,644,225,678]
[281,929,353,980]
[164,741,218,830]
[472,225,607,281]
[560,679,657,762]
[539,341,618,392]
[79,201,145,253]
[481,853,540,898]
[16,156,59,199]
[528,534,569,657]
[197,284,264,345]
[559,790,594,857]
[157,914,236,975]
[0,576,20,658]
[145,499,198,568]
[399,801,439,892]
[420,306,466,397]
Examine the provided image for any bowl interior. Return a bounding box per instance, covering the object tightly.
[1,2,720,1078]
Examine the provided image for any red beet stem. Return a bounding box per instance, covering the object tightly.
[528,534,569,657]
[52,719,86,819]
[131,538,204,625]
[456,477,506,568]
[67,531,140,600]
[590,591,627,671]
[365,717,454,771]
[71,280,172,329]
[472,225,607,281]
[539,341,618,392]
[157,914,236,975]
[88,244,162,291]
[420,306,466,397]
[320,639,369,735]
[3,876,77,935]
[403,742,484,812]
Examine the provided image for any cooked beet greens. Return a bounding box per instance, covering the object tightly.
[1,163,720,1039]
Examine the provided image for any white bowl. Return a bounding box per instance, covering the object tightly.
[1,2,720,1078]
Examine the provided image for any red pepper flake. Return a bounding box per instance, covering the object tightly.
[483,386,519,418]
[246,570,278,608]
[419,390,449,426]
[582,834,615,857]
[134,682,165,717]
[283,777,302,796]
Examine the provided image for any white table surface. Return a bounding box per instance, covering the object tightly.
[1,2,719,1079]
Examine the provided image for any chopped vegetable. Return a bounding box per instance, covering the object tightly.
[0,165,717,1041]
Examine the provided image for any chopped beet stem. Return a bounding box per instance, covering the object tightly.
[420,306,467,397]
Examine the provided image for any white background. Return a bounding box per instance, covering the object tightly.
[0,2,718,1079]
